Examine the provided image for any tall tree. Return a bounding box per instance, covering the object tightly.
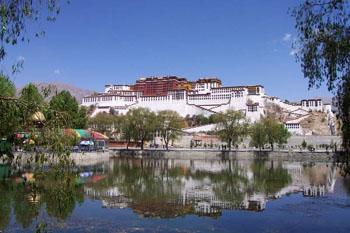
[262,115,280,151]
[157,110,184,150]
[276,124,291,149]
[250,116,291,151]
[20,83,44,105]
[119,113,136,149]
[214,110,249,151]
[49,90,87,129]
[292,0,350,151]
[19,83,45,127]
[250,121,267,150]
[0,74,20,138]
[128,108,157,150]
[88,112,117,136]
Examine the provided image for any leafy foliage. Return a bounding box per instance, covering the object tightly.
[302,139,307,148]
[250,116,291,150]
[157,110,184,150]
[214,110,249,150]
[49,90,87,129]
[19,83,45,128]
[0,74,20,139]
[184,114,215,127]
[0,80,79,167]
[88,111,118,137]
[0,170,84,230]
[276,124,291,147]
[128,108,158,150]
[292,0,350,151]
[250,121,267,150]
[118,114,136,149]
[262,116,281,151]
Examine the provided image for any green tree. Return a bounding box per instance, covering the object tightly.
[250,116,291,151]
[301,140,307,149]
[0,74,20,139]
[292,0,350,151]
[214,110,249,151]
[196,114,209,125]
[250,121,267,150]
[208,114,216,124]
[88,112,116,135]
[74,107,88,129]
[19,83,45,127]
[0,74,15,96]
[126,108,158,150]
[276,124,291,148]
[20,83,44,106]
[157,110,184,150]
[39,171,84,221]
[262,115,281,151]
[118,113,136,149]
[250,160,292,195]
[12,183,41,228]
[0,180,12,231]
[49,90,87,129]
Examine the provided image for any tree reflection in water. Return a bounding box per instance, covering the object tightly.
[0,170,84,231]
[0,181,12,230]
[249,160,292,195]
[1,158,341,231]
[85,158,292,218]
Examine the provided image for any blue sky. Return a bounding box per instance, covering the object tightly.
[2,0,331,101]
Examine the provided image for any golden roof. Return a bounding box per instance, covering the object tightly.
[32,112,45,122]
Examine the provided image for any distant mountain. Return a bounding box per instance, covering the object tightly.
[16,82,96,104]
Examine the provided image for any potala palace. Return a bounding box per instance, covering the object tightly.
[82,76,337,135]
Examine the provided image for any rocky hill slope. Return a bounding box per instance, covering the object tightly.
[16,82,95,104]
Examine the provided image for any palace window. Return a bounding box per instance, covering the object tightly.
[248,105,258,112]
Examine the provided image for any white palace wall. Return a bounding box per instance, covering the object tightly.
[82,81,332,125]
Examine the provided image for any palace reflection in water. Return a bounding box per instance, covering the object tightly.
[0,158,347,232]
[84,158,339,218]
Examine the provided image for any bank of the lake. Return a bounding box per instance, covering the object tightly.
[8,149,343,166]
[11,151,110,166]
[111,148,342,162]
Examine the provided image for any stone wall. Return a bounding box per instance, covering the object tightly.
[154,135,342,149]
[286,135,342,147]
[11,151,111,166]
[112,149,339,162]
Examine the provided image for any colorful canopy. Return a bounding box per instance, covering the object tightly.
[15,129,108,141]
[68,129,108,140]
[75,129,91,139]
[63,129,80,138]
[87,130,109,140]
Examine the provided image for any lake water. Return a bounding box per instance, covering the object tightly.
[1,158,350,232]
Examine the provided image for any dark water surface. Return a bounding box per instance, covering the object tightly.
[1,158,350,232]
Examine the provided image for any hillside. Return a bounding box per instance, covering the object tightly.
[16,82,96,104]
[265,102,337,136]
[299,112,332,135]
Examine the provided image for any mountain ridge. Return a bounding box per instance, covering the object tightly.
[16,81,96,104]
